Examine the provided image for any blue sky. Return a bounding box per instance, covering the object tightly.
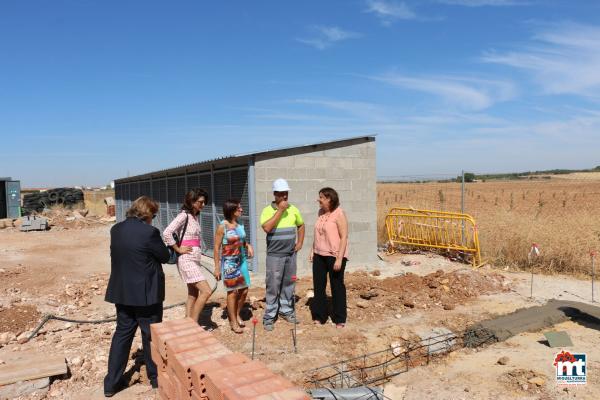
[1,1,600,186]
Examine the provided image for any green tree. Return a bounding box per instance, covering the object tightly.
[457,172,476,182]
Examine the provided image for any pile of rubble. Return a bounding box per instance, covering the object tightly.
[0,209,116,232]
[41,208,115,230]
[499,368,548,394]
[345,268,510,320]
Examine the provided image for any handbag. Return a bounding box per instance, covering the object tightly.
[166,213,189,264]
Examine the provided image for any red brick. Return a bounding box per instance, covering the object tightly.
[190,353,251,391]
[252,388,311,400]
[151,318,197,339]
[164,332,217,360]
[158,386,169,400]
[157,370,173,399]
[204,361,277,400]
[222,376,295,400]
[190,389,208,400]
[158,327,209,359]
[171,344,232,389]
[171,369,193,399]
[151,343,167,371]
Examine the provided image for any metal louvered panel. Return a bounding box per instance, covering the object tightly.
[230,169,249,209]
[167,176,178,204]
[150,180,160,229]
[139,180,151,198]
[186,174,200,192]
[230,169,251,245]
[155,179,167,231]
[200,212,214,253]
[115,164,251,260]
[197,173,211,192]
[130,182,140,201]
[123,183,131,214]
[213,170,230,207]
[115,184,124,221]
[175,176,186,208]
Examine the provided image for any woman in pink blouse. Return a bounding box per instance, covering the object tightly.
[163,188,212,324]
[309,187,349,328]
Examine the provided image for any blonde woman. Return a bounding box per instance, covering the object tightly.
[104,196,169,396]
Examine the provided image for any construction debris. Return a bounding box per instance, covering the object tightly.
[22,188,84,214]
[464,300,600,347]
[543,331,573,348]
[0,354,67,385]
[500,369,547,394]
[20,215,49,231]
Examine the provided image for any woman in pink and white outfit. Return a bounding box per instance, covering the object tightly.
[163,188,212,323]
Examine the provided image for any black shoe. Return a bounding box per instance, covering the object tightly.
[150,379,158,389]
[104,379,126,397]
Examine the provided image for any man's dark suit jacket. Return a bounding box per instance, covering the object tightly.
[105,217,170,306]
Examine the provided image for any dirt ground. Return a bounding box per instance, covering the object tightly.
[0,225,599,399]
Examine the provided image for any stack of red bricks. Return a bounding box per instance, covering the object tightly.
[150,318,311,400]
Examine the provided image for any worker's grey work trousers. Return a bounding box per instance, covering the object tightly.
[263,253,297,324]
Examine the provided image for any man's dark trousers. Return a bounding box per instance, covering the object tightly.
[103,303,162,393]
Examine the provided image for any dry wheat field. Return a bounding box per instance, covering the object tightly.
[377,175,600,275]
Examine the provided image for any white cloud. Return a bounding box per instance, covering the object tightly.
[296,26,361,50]
[293,98,392,122]
[372,73,517,110]
[437,0,528,6]
[365,0,417,25]
[482,22,600,97]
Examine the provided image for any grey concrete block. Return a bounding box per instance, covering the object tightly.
[255,180,272,193]
[418,327,456,355]
[305,151,325,157]
[350,221,372,232]
[287,168,309,180]
[325,180,351,191]
[294,157,315,169]
[325,168,347,179]
[265,167,291,181]
[260,156,293,168]
[322,147,345,157]
[254,166,267,181]
[315,158,331,169]
[306,169,329,180]
[351,158,370,169]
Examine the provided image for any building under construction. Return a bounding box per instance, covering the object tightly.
[114,136,377,272]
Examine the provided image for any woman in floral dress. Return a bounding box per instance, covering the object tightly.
[163,188,212,324]
[214,199,253,333]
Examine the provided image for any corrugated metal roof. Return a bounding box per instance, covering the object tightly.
[115,135,376,183]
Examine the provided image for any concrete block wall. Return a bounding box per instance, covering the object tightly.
[253,140,377,273]
[150,318,310,400]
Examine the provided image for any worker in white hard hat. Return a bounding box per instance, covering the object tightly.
[259,178,305,331]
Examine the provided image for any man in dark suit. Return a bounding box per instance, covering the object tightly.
[103,196,170,397]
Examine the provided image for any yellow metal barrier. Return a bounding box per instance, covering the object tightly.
[385,207,482,267]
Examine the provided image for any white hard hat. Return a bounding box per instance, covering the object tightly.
[272,178,291,192]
